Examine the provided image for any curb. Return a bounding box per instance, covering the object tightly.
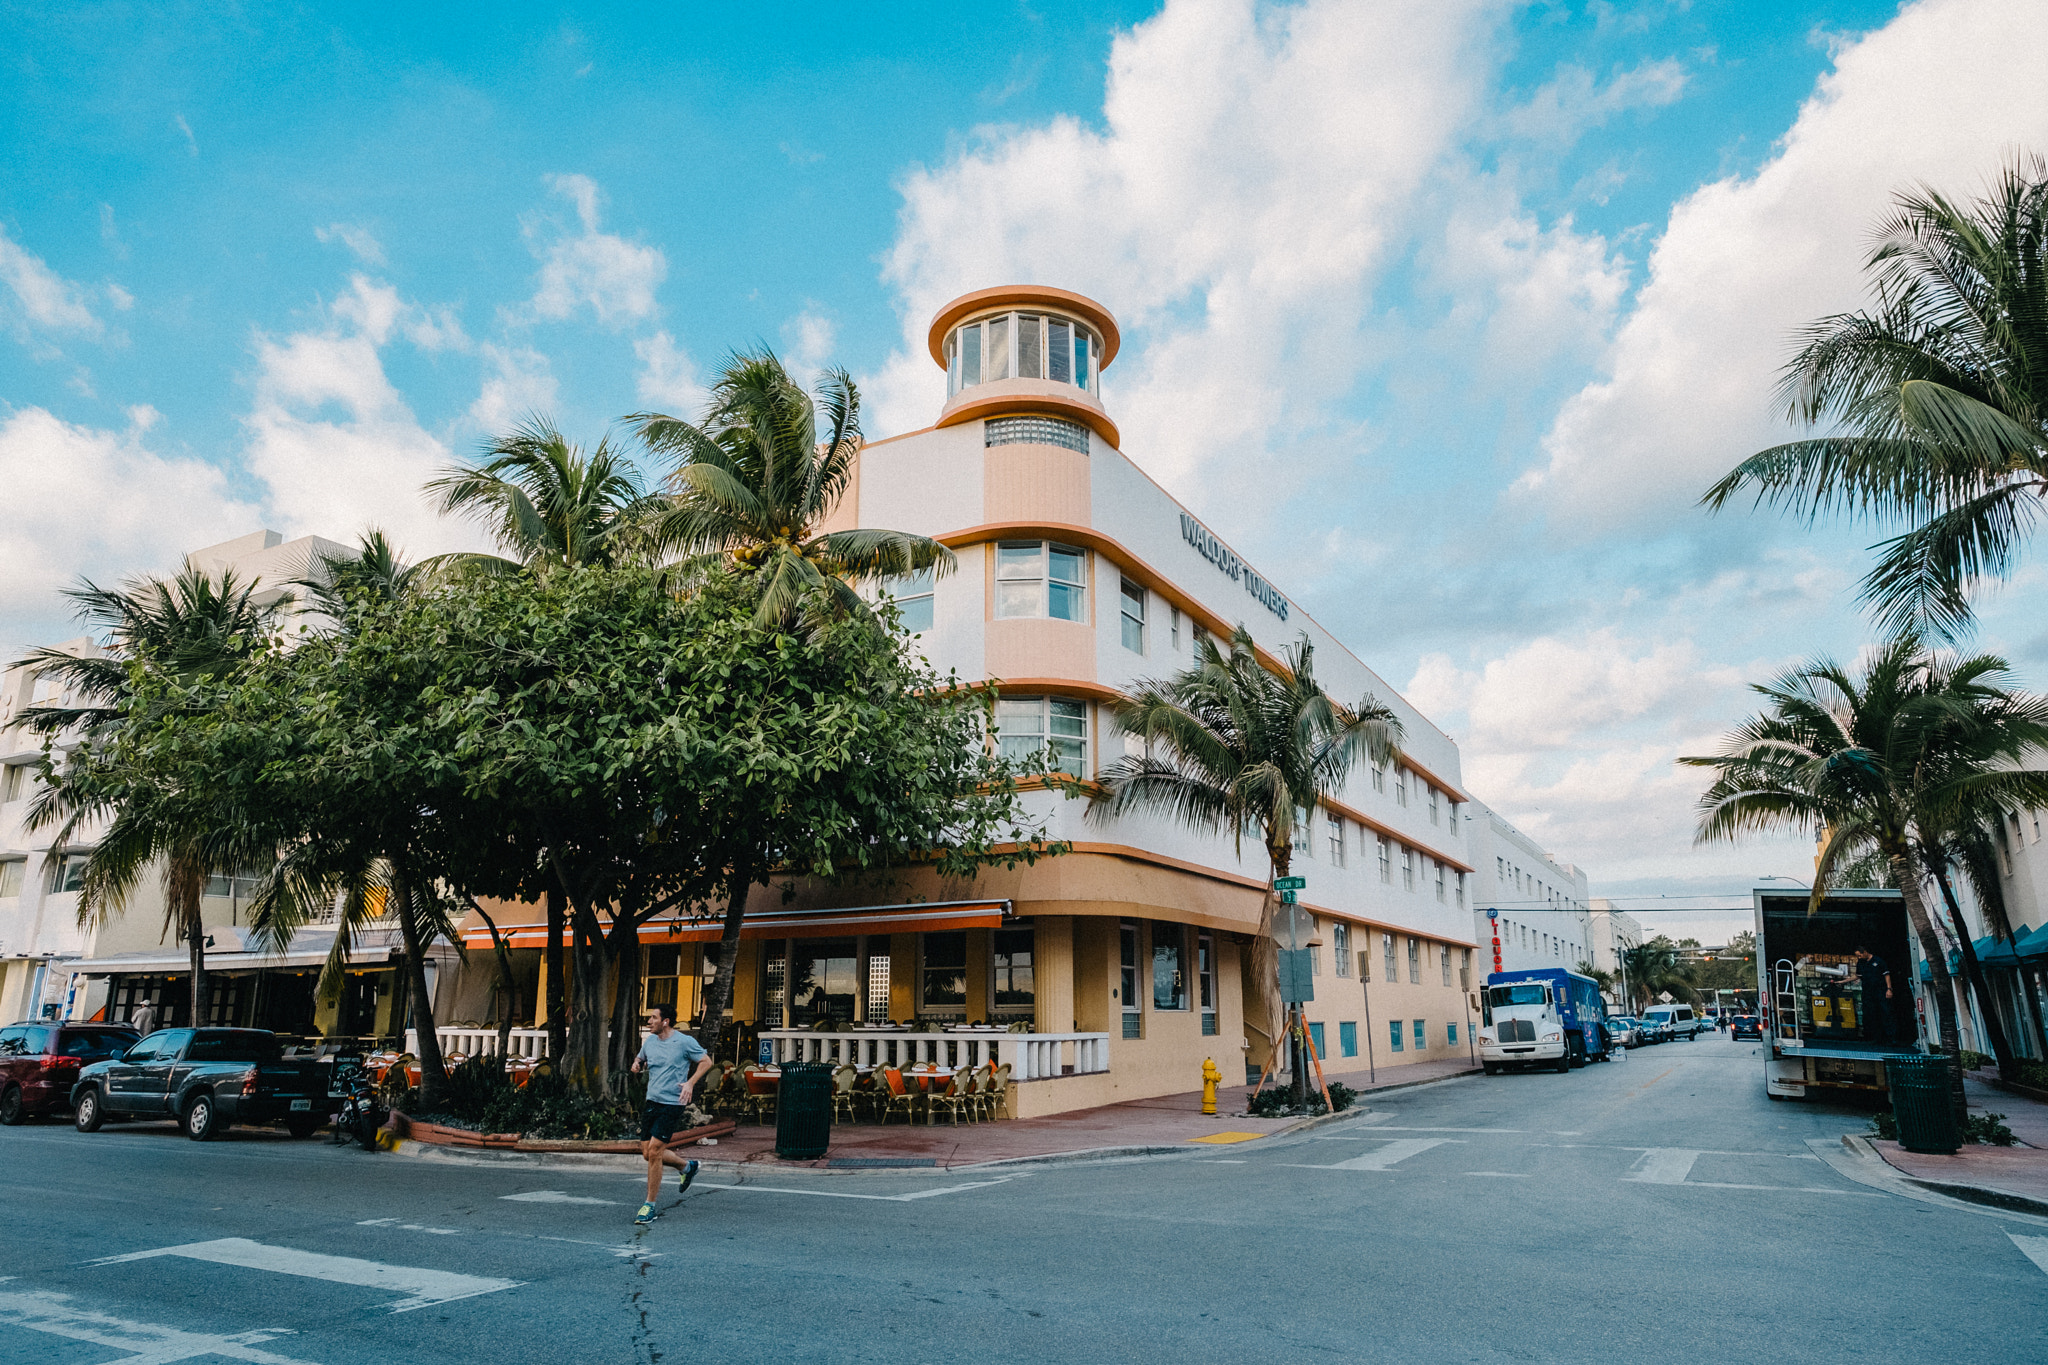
[1816,1135,2048,1225]
[1856,1134,2048,1218]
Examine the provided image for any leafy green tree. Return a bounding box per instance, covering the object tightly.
[631,349,955,626]
[1621,938,1693,1012]
[17,567,284,1027]
[1093,626,1403,1108]
[1681,638,2048,1113]
[1704,155,2048,639]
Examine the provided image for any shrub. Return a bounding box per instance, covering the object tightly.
[1957,1049,1990,1071]
[1245,1080,1360,1118]
[1870,1108,2016,1145]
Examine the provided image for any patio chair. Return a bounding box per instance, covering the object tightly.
[739,1064,779,1125]
[697,1062,731,1116]
[874,1067,918,1126]
[830,1064,860,1123]
[966,1062,998,1121]
[925,1069,974,1127]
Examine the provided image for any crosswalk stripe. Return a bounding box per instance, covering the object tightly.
[91,1238,520,1314]
[2010,1234,2048,1276]
[1284,1137,1461,1172]
[0,1288,319,1365]
[502,1191,621,1206]
[1624,1149,1701,1184]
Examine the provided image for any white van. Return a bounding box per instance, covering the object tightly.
[1641,1004,1706,1040]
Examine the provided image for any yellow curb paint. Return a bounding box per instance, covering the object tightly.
[1187,1132,1265,1144]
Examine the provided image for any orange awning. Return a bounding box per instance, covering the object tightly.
[461,899,1012,950]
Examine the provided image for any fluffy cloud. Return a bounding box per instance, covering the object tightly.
[0,225,104,341]
[1501,58,1687,146]
[315,222,387,268]
[634,330,707,416]
[1520,0,2048,533]
[523,174,666,326]
[469,343,559,432]
[0,406,262,621]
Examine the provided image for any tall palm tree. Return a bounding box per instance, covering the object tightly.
[1703,155,2048,639]
[1620,939,1693,1013]
[1093,627,1403,1108]
[425,417,658,577]
[1681,638,2048,1119]
[630,348,955,626]
[18,567,284,1027]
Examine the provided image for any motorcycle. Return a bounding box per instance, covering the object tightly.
[330,1056,388,1151]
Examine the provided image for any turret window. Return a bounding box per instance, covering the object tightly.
[985,416,1089,453]
[947,312,1100,397]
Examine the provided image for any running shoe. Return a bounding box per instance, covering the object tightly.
[634,1201,658,1225]
[678,1158,700,1194]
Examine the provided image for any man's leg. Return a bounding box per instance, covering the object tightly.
[644,1139,667,1203]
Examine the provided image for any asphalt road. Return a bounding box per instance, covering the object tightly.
[2,1033,2043,1364]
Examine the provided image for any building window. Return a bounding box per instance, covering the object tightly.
[1308,1021,1326,1059]
[1119,578,1146,653]
[996,541,1087,621]
[1435,862,1447,904]
[1198,930,1217,1035]
[1339,1021,1358,1058]
[996,696,1088,777]
[1460,948,1471,991]
[1326,814,1345,866]
[1292,806,1311,855]
[1383,932,1397,984]
[1445,801,1458,837]
[1308,942,1322,976]
[1389,1019,1404,1052]
[1170,606,1182,650]
[1447,1022,1459,1046]
[1403,848,1417,892]
[789,938,859,1028]
[204,868,266,900]
[1497,857,1506,884]
[1120,921,1141,1038]
[884,566,935,635]
[1334,922,1351,977]
[0,762,28,804]
[921,931,968,1012]
[1428,788,1440,825]
[1412,1019,1426,1049]
[1455,872,1466,911]
[992,926,1035,1023]
[1371,763,1386,794]
[1378,836,1392,884]
[948,312,1099,396]
[1152,922,1188,1010]
[1408,937,1421,984]
[1395,769,1408,807]
[0,859,23,899]
[49,854,89,894]
[1440,945,1452,987]
[985,415,1089,453]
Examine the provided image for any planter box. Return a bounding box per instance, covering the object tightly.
[389,1111,734,1153]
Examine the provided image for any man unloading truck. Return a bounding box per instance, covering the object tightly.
[1854,945,1896,1044]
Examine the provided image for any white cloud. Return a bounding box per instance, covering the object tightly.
[522,173,666,326]
[781,307,837,387]
[0,405,262,618]
[1520,0,2048,533]
[315,222,388,268]
[1502,58,1688,146]
[174,113,198,156]
[469,343,559,432]
[634,330,707,416]
[0,225,103,339]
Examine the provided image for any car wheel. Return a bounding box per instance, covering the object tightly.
[1554,1052,1570,1073]
[184,1094,220,1142]
[74,1087,106,1132]
[0,1084,23,1126]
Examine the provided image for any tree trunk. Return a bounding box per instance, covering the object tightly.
[1890,854,1968,1125]
[543,883,567,1065]
[1932,864,2019,1084]
[168,859,207,1027]
[1260,843,1306,1110]
[565,905,612,1098]
[696,864,756,1063]
[393,867,450,1108]
[606,917,642,1080]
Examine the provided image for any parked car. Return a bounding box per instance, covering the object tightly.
[1729,1013,1763,1040]
[1603,1016,1644,1049]
[0,1021,141,1124]
[1640,1004,1707,1040]
[71,1028,331,1141]
[1637,1016,1674,1044]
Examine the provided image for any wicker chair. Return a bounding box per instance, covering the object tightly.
[698,1062,732,1117]
[966,1062,998,1121]
[830,1064,860,1123]
[925,1068,975,1127]
[739,1064,779,1125]
[874,1067,918,1126]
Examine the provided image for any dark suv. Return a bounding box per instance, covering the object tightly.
[0,1021,142,1124]
[1728,1013,1763,1040]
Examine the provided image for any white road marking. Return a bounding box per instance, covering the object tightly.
[1198,1159,1248,1164]
[91,1238,519,1314]
[1313,1125,1522,1135]
[697,1175,1019,1202]
[538,1237,665,1259]
[355,1218,459,1235]
[1287,1137,1460,1171]
[1683,1181,1879,1197]
[1465,1171,1533,1178]
[1624,1149,1701,1184]
[2008,1234,2048,1276]
[0,1288,319,1364]
[501,1190,622,1206]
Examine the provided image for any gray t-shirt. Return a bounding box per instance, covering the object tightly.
[637,1030,707,1106]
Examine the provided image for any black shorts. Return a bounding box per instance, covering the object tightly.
[641,1102,687,1144]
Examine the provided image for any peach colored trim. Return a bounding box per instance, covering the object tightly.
[858,425,937,452]
[935,391,1120,448]
[936,520,1471,804]
[966,677,1127,705]
[927,285,1121,369]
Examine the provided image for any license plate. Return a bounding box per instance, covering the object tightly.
[290,1099,312,1111]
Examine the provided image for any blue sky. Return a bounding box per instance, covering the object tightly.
[5,0,2045,932]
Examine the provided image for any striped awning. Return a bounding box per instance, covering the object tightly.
[461,899,1012,950]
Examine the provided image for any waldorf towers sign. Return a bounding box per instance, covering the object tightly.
[1178,513,1289,622]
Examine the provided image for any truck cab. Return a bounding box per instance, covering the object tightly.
[1479,967,1610,1074]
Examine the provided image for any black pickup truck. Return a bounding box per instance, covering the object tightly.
[71,1028,331,1141]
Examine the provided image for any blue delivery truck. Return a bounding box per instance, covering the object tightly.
[1478,967,1612,1073]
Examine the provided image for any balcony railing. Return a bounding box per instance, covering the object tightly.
[760,1028,1109,1081]
[406,1026,551,1059]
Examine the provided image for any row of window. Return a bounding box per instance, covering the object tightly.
[0,855,275,902]
[1497,918,1583,964]
[1315,922,1472,987]
[945,312,1101,397]
[1293,809,1466,904]
[1495,855,1581,911]
[1301,1019,1459,1060]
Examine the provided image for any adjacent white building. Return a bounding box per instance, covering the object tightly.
[1469,810,1592,977]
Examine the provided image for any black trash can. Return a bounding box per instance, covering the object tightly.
[775,1061,834,1160]
[1885,1054,1961,1154]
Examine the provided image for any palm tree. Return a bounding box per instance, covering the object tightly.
[1703,155,2048,639]
[1681,638,2048,1118]
[18,567,284,1027]
[630,348,955,626]
[1620,939,1694,1013]
[425,417,658,577]
[1093,627,1403,1108]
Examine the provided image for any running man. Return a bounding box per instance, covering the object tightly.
[630,1002,712,1225]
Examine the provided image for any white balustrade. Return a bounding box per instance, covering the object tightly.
[758,1029,1109,1081]
[405,1026,551,1059]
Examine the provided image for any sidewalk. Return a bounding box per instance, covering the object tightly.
[704,1057,1481,1169]
[1869,1071,2048,1213]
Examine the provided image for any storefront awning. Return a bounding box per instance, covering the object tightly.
[461,899,1014,950]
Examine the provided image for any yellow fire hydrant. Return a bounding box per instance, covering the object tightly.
[1201,1057,1222,1116]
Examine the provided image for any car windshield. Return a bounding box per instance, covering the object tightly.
[186,1032,281,1063]
[60,1030,138,1057]
[1488,984,1549,1007]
